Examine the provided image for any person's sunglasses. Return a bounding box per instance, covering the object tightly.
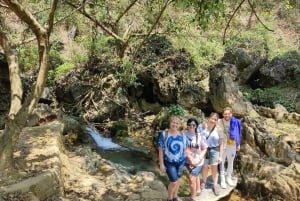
[188,123,196,127]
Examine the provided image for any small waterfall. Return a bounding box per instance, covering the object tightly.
[86,127,127,151]
[85,126,160,174]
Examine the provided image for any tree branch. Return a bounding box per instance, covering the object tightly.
[64,0,126,45]
[13,5,82,47]
[222,0,246,45]
[47,0,59,35]
[132,0,171,61]
[247,0,274,32]
[115,0,139,25]
[3,0,47,40]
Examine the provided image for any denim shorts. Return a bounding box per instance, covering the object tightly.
[204,148,220,166]
[185,164,203,177]
[164,160,185,182]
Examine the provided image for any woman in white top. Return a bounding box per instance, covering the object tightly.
[197,112,224,196]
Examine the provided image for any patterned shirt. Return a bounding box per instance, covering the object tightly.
[158,130,188,163]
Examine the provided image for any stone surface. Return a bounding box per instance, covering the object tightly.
[0,121,64,199]
[181,175,238,201]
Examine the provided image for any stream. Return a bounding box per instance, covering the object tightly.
[86,127,165,176]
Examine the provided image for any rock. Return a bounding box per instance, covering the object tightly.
[258,57,295,87]
[0,121,64,199]
[181,175,238,201]
[239,117,300,200]
[208,62,258,117]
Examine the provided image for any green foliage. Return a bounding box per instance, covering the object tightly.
[56,62,75,75]
[110,120,128,138]
[69,48,88,65]
[243,87,297,112]
[174,0,225,29]
[115,60,141,89]
[49,49,64,70]
[167,104,184,116]
[18,45,39,71]
[223,5,299,60]
[47,62,75,85]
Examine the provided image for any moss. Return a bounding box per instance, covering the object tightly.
[110,121,128,138]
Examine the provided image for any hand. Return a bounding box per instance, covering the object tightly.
[236,145,240,151]
[160,164,166,173]
[218,157,222,164]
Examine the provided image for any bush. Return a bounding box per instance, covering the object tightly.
[243,87,297,112]
[167,104,184,116]
[47,62,75,86]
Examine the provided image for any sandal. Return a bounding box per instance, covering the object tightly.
[213,185,220,196]
[200,182,206,190]
[196,190,201,196]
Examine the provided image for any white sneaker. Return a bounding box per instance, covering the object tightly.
[220,175,227,189]
[227,176,234,186]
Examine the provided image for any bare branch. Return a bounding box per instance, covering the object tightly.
[132,0,171,60]
[222,0,246,45]
[247,0,274,32]
[115,0,139,24]
[65,0,126,45]
[13,5,82,47]
[3,0,46,40]
[47,0,59,35]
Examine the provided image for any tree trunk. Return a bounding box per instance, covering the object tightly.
[0,121,22,169]
[0,0,58,170]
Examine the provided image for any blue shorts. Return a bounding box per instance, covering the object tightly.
[164,160,185,182]
[185,164,202,177]
[204,148,220,165]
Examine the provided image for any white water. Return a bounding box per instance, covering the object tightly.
[86,127,127,151]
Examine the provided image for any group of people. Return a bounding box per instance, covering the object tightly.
[158,107,242,201]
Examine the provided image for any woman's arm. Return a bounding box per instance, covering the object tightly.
[185,147,194,165]
[218,138,224,163]
[158,148,165,173]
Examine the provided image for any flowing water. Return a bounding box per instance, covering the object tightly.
[86,127,163,174]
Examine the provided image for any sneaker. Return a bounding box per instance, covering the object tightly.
[213,186,220,196]
[220,175,227,189]
[227,176,234,186]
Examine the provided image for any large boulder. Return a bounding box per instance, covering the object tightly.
[258,57,295,88]
[221,48,267,84]
[208,62,258,117]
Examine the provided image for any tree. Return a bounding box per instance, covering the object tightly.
[63,0,225,60]
[0,0,58,170]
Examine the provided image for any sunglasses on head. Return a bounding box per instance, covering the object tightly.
[187,123,196,127]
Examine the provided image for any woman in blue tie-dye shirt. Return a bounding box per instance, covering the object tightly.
[158,116,189,201]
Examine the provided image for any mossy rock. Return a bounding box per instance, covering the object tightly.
[111,120,128,138]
